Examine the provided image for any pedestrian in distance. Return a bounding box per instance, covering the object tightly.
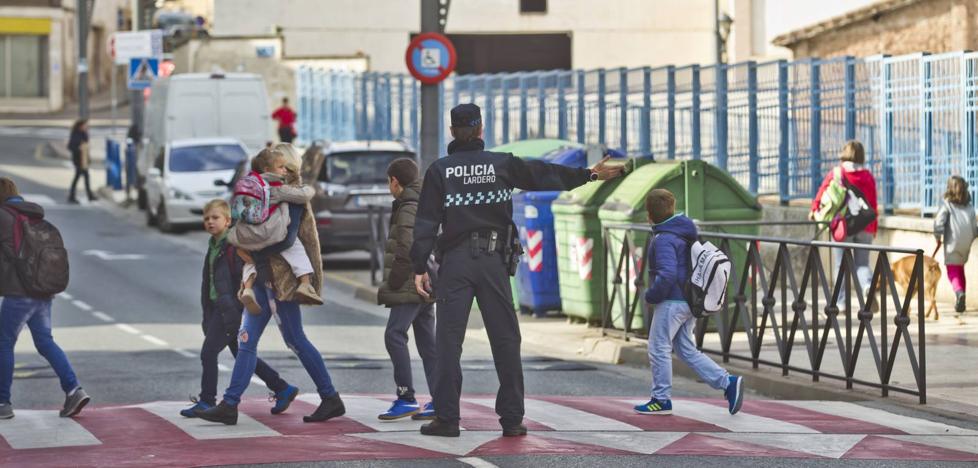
[0,177,90,420]
[810,140,879,299]
[409,103,624,437]
[67,119,97,204]
[272,98,297,144]
[376,158,437,421]
[934,175,978,314]
[179,198,299,419]
[635,189,744,416]
[195,144,344,425]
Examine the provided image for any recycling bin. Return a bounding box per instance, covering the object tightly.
[552,157,651,322]
[598,159,762,332]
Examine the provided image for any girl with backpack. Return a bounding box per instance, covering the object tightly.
[811,140,879,298]
[934,176,978,313]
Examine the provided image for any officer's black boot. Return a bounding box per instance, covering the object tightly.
[502,423,528,437]
[303,393,345,423]
[420,417,460,437]
[194,401,238,425]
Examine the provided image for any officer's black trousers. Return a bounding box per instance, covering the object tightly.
[433,246,524,427]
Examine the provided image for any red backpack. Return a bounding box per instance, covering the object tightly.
[2,206,70,297]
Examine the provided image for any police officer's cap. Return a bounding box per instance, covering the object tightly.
[451,103,482,128]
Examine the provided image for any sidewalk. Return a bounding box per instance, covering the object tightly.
[0,89,130,128]
[327,268,978,424]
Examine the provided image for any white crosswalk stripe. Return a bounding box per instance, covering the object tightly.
[777,401,978,435]
[883,435,978,454]
[297,394,432,432]
[0,410,101,449]
[138,401,280,440]
[622,399,820,434]
[541,431,688,455]
[353,432,499,456]
[709,433,866,458]
[469,398,641,431]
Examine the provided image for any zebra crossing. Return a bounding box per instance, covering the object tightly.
[1,395,976,466]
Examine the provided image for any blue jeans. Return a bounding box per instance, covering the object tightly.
[0,297,80,403]
[648,301,728,400]
[223,284,336,406]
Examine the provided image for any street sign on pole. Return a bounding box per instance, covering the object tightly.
[405,32,457,85]
[128,57,158,90]
[111,30,163,65]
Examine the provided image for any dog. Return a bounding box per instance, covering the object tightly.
[888,255,942,321]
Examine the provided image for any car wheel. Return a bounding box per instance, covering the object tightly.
[157,201,174,233]
[146,201,158,226]
[137,188,148,210]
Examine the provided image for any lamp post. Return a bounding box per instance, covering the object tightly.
[714,0,734,64]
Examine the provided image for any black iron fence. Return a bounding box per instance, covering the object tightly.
[602,222,927,403]
[366,204,392,286]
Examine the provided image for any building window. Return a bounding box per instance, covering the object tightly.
[1,35,48,98]
[520,0,547,14]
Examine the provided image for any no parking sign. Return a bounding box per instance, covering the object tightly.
[405,32,457,85]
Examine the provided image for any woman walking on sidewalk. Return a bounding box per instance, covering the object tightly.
[67,119,96,204]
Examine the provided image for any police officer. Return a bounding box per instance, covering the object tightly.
[409,103,624,437]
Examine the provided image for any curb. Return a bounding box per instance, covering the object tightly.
[0,118,124,128]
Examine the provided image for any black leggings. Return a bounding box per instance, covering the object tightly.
[69,166,93,200]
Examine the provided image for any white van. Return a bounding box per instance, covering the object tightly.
[138,73,272,209]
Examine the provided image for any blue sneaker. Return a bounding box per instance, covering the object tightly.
[634,398,672,415]
[270,385,299,415]
[378,399,420,420]
[412,402,435,421]
[725,375,744,415]
[180,397,212,418]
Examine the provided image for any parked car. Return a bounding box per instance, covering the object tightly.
[145,137,249,232]
[301,141,415,253]
[138,72,273,210]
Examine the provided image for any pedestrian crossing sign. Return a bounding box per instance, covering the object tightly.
[127,57,158,90]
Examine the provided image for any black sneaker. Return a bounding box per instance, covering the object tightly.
[956,293,966,313]
[194,401,238,425]
[502,423,528,437]
[420,418,460,437]
[60,388,90,418]
[303,394,345,423]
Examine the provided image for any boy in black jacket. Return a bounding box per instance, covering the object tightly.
[180,199,298,417]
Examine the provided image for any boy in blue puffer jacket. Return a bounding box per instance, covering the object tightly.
[633,189,744,416]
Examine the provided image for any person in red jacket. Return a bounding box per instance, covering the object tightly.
[810,140,878,298]
[272,98,297,143]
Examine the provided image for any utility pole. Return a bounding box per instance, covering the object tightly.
[77,0,90,119]
[419,0,447,170]
[130,0,144,140]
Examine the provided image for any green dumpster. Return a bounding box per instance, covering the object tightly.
[491,139,581,310]
[553,158,650,322]
[598,159,762,332]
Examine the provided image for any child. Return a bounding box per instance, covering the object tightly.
[180,199,299,418]
[934,175,978,314]
[231,148,323,313]
[376,158,437,421]
[634,189,744,416]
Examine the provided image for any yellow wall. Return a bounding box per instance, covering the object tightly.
[0,17,51,35]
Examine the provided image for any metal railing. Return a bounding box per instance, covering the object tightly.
[296,51,978,214]
[601,222,927,403]
[366,204,392,286]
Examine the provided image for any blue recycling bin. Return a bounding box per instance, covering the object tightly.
[511,147,624,316]
[105,139,122,190]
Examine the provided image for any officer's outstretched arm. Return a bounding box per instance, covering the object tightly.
[504,155,592,191]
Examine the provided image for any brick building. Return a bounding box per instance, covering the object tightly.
[772,0,977,58]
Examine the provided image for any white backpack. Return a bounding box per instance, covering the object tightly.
[685,240,731,317]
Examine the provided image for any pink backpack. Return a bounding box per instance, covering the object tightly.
[230,172,270,224]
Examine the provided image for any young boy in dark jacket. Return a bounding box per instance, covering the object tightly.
[633,189,744,416]
[180,199,298,417]
[376,159,437,420]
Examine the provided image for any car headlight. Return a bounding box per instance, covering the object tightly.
[168,187,193,200]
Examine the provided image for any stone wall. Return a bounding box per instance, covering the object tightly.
[787,0,976,59]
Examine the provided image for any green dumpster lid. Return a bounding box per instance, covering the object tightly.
[599,159,761,222]
[491,139,582,158]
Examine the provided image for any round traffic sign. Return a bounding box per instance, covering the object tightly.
[405,32,457,85]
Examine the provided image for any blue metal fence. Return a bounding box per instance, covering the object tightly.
[296,51,978,214]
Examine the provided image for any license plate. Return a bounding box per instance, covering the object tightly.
[357,194,391,207]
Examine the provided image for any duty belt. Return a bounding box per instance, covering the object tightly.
[468,230,504,257]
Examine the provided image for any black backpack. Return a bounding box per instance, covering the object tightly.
[2,206,70,297]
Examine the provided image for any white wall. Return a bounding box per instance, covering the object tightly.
[213,0,718,72]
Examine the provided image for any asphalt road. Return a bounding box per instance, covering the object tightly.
[1,130,976,468]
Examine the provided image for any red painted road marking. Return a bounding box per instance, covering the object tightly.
[844,435,978,461]
[538,396,727,433]
[657,433,821,458]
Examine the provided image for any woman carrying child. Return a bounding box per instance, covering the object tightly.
[196,144,344,425]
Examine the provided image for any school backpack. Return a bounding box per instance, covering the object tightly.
[822,167,877,241]
[230,172,270,224]
[814,167,848,223]
[1,206,70,297]
[684,239,731,318]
